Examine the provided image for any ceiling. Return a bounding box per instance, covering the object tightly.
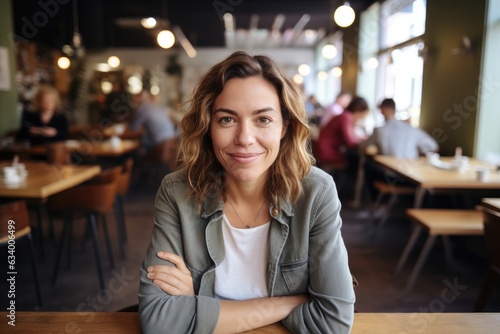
[12,0,377,51]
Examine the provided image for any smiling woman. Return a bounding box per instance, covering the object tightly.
[138,51,355,334]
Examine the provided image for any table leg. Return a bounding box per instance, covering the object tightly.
[35,201,45,261]
[394,224,424,277]
[404,235,438,294]
[442,235,455,273]
[413,187,426,208]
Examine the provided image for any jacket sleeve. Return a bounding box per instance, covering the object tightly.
[138,178,220,334]
[282,177,355,333]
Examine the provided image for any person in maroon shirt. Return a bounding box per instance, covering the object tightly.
[17,85,69,146]
[314,96,370,169]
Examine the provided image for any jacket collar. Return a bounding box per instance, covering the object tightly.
[200,192,294,221]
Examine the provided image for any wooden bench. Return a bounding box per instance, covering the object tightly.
[394,209,484,294]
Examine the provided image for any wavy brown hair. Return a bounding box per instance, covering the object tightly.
[179,51,314,215]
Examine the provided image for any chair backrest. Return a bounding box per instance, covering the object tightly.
[46,141,71,165]
[49,166,122,214]
[117,158,134,195]
[483,209,500,266]
[0,200,31,244]
[147,137,179,171]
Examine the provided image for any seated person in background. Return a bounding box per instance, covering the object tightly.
[360,98,439,200]
[319,92,352,128]
[17,85,68,146]
[361,98,438,158]
[315,96,370,170]
[130,90,177,152]
[139,51,355,333]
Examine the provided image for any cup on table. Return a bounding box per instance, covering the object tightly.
[451,156,469,172]
[476,167,490,182]
[2,166,20,182]
[425,152,440,163]
[14,163,27,178]
[110,135,122,148]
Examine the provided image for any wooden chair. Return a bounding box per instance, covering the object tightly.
[474,208,500,311]
[48,166,122,291]
[140,137,179,184]
[46,141,72,165]
[0,200,42,307]
[394,209,483,295]
[115,158,134,259]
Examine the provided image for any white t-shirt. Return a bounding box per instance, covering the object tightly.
[214,215,270,300]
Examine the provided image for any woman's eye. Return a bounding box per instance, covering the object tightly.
[257,117,272,124]
[218,116,234,124]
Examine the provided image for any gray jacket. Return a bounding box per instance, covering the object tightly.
[139,166,355,333]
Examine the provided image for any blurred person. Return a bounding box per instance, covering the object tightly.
[17,85,68,146]
[315,96,370,170]
[319,92,352,128]
[130,90,177,152]
[361,98,439,200]
[361,98,438,158]
[139,51,355,333]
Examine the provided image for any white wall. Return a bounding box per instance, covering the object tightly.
[475,0,500,159]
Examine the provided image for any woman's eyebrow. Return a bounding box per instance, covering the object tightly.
[213,107,278,115]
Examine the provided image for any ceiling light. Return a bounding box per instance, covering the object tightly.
[317,71,328,80]
[96,63,111,72]
[57,56,70,69]
[331,67,343,77]
[293,74,304,85]
[365,57,379,69]
[107,56,120,68]
[322,44,338,59]
[141,17,157,29]
[157,30,175,49]
[334,2,356,28]
[298,64,311,76]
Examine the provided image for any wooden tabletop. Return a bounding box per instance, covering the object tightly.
[1,312,500,333]
[35,139,140,157]
[0,161,101,198]
[481,198,500,214]
[1,139,139,158]
[374,156,500,189]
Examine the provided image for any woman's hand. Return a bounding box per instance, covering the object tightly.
[29,126,57,137]
[147,251,195,296]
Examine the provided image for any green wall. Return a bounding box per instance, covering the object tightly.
[420,0,487,156]
[341,19,360,96]
[0,0,18,137]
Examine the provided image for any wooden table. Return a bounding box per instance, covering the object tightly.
[1,139,139,158]
[374,156,500,208]
[2,312,499,333]
[32,139,140,157]
[0,161,101,258]
[481,198,500,214]
[0,161,101,198]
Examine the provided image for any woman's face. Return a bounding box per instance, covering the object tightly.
[210,76,287,186]
[40,94,56,114]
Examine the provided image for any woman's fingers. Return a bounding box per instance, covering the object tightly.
[147,252,195,296]
[156,251,190,274]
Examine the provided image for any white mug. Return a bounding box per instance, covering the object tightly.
[476,168,490,182]
[3,166,19,181]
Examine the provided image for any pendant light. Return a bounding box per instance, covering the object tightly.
[334,2,356,28]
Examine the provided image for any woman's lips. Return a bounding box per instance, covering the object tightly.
[229,153,261,164]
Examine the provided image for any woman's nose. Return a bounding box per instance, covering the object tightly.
[234,122,255,146]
